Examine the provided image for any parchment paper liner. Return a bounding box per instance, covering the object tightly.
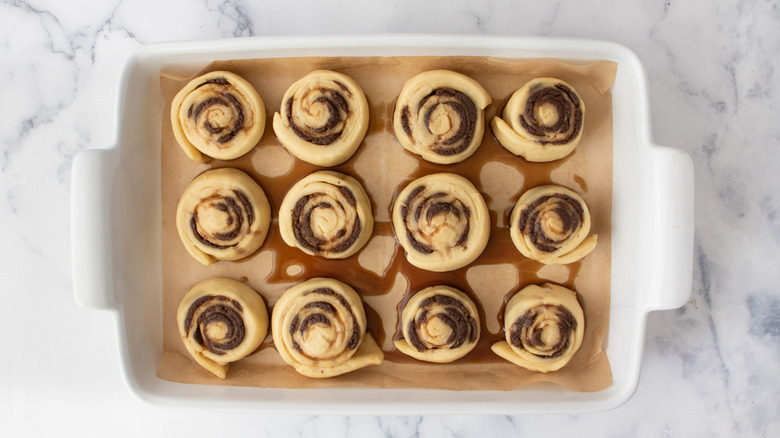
[157,56,616,392]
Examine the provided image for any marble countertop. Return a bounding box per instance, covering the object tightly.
[2,0,778,436]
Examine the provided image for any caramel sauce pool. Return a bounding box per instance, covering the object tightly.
[205,94,581,365]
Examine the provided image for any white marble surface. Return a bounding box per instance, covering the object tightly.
[2,0,779,436]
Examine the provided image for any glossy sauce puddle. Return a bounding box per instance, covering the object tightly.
[203,97,583,364]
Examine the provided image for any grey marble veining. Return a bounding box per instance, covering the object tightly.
[2,0,779,436]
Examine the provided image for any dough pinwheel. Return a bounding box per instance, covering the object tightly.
[176,168,271,266]
[273,70,369,166]
[394,285,481,363]
[278,171,373,259]
[392,173,490,272]
[492,283,585,373]
[177,278,269,379]
[509,185,597,265]
[271,278,384,378]
[393,69,492,164]
[491,77,584,162]
[171,70,266,162]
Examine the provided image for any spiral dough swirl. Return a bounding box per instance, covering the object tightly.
[491,283,585,373]
[176,168,271,266]
[394,285,481,363]
[271,278,383,378]
[272,70,369,166]
[279,171,373,259]
[171,71,266,162]
[491,77,584,162]
[176,278,269,379]
[509,185,597,265]
[392,173,490,272]
[393,70,492,164]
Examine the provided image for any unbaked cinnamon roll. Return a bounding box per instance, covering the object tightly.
[176,168,271,266]
[271,278,383,378]
[392,173,490,272]
[394,285,480,363]
[171,71,266,162]
[177,277,269,379]
[272,70,369,166]
[509,185,597,265]
[491,78,584,162]
[278,171,373,259]
[492,283,584,372]
[393,70,492,164]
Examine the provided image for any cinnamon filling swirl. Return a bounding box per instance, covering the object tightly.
[392,173,489,272]
[509,304,577,358]
[517,193,584,253]
[394,285,481,363]
[288,288,361,354]
[406,295,478,351]
[292,190,362,254]
[188,92,245,144]
[273,70,369,166]
[491,77,585,162]
[392,70,491,164]
[171,70,265,162]
[279,171,373,259]
[399,87,478,156]
[284,86,349,145]
[189,190,254,249]
[176,278,268,379]
[492,283,585,373]
[401,187,472,256]
[176,168,271,265]
[271,278,384,378]
[509,185,597,265]
[184,295,246,355]
[520,84,583,145]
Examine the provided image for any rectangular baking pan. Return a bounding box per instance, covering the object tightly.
[70,35,694,414]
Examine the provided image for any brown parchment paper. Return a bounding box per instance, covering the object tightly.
[157,56,617,392]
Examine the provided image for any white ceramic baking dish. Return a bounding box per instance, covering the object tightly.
[70,35,693,414]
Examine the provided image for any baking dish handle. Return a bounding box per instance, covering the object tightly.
[644,144,694,311]
[71,148,119,310]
